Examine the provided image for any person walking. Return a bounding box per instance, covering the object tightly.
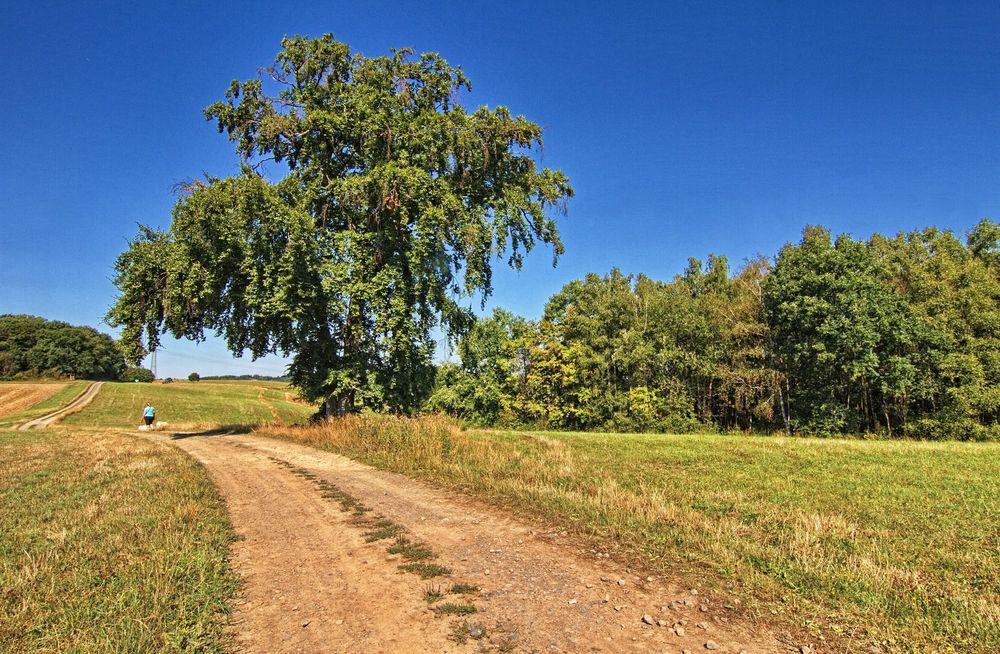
[143,402,155,427]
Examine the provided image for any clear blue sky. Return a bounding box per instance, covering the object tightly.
[2,1,999,378]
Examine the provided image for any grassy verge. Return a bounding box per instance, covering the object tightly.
[62,381,314,429]
[0,428,238,653]
[0,381,89,428]
[258,415,1000,653]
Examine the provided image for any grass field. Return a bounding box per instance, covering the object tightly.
[261,416,1000,653]
[0,381,90,428]
[0,427,237,653]
[63,380,315,429]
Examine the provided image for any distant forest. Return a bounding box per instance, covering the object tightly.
[0,315,124,381]
[198,374,290,382]
[429,220,1000,440]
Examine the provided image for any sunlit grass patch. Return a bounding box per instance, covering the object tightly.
[0,428,237,653]
[63,381,314,429]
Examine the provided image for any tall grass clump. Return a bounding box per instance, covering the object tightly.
[258,416,1000,653]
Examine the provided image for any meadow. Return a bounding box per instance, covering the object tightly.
[62,380,315,429]
[0,428,237,653]
[261,416,1000,653]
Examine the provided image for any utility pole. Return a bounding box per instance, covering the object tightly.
[150,350,157,379]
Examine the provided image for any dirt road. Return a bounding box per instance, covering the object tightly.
[17,381,103,430]
[163,432,788,654]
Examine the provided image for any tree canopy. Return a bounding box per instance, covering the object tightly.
[0,315,124,380]
[108,35,572,415]
[430,220,1000,440]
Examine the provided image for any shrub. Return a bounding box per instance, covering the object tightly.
[122,366,154,383]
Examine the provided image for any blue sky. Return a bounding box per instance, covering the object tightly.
[2,1,999,378]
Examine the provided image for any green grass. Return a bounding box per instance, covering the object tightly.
[63,381,315,429]
[388,537,435,561]
[0,381,90,428]
[0,427,238,653]
[431,602,477,616]
[261,415,1000,653]
[399,562,451,579]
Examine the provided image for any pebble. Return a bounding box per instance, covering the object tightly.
[674,626,685,636]
[335,619,344,625]
[617,579,626,586]
[800,648,814,654]
[646,576,654,582]
[642,614,656,625]
[656,619,668,627]
[690,589,699,595]
[301,620,310,628]
[699,604,708,612]
[705,642,717,650]
[696,621,708,630]
[586,583,593,588]
[468,625,485,640]
[569,598,578,605]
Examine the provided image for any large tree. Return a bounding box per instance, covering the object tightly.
[108,35,572,415]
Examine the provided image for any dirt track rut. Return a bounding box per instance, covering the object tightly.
[164,433,787,654]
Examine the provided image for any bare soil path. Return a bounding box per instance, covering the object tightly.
[162,432,787,654]
[17,381,103,430]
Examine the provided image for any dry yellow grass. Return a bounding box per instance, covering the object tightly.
[0,383,66,418]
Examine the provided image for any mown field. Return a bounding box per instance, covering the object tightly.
[261,416,1000,653]
[62,380,315,429]
[0,427,237,653]
[0,381,89,428]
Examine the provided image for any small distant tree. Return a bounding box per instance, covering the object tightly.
[188,372,200,382]
[123,366,155,383]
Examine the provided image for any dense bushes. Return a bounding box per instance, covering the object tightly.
[123,366,155,383]
[0,315,125,380]
[429,220,1000,440]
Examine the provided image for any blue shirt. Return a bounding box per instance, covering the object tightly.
[144,406,154,418]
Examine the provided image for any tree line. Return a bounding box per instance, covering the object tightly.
[428,220,1000,440]
[0,315,125,381]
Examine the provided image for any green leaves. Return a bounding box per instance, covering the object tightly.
[432,221,1000,440]
[0,315,125,380]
